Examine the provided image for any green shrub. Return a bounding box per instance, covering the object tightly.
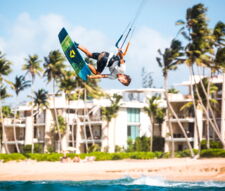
[34,144,43,153]
[154,151,163,158]
[23,145,32,153]
[88,144,101,153]
[175,149,199,158]
[161,152,170,158]
[22,144,43,153]
[0,153,26,162]
[134,136,150,152]
[66,153,79,159]
[175,149,192,157]
[127,136,164,152]
[25,153,62,161]
[111,154,122,160]
[126,138,134,152]
[201,149,225,158]
[115,145,124,152]
[129,152,155,159]
[201,140,223,149]
[47,145,54,153]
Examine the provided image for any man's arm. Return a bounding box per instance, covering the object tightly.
[88,74,109,79]
[117,49,125,65]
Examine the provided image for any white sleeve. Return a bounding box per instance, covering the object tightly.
[117,63,126,74]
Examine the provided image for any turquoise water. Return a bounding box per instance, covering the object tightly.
[0,176,225,191]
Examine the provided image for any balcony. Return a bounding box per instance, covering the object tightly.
[165,137,194,142]
[3,140,25,144]
[169,113,195,123]
[3,118,26,127]
[80,138,102,144]
[168,94,192,102]
[33,138,45,143]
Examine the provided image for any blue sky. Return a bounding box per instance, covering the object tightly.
[0,0,225,105]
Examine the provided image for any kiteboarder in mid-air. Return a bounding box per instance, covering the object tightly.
[75,43,131,86]
[58,0,145,85]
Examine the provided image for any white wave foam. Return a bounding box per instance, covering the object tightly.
[126,176,225,188]
[127,176,169,187]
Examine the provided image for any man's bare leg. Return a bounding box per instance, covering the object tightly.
[88,64,100,75]
[77,45,100,75]
[78,45,93,57]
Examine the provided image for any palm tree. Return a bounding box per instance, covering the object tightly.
[30,89,49,152]
[10,75,31,153]
[23,55,43,83]
[101,94,122,152]
[213,21,225,147]
[176,4,225,151]
[0,86,11,153]
[215,47,225,147]
[22,54,42,152]
[32,89,49,111]
[0,51,12,153]
[43,50,66,152]
[157,39,195,157]
[181,78,219,146]
[144,95,166,152]
[58,70,77,149]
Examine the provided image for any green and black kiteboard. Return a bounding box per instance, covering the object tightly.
[58,27,91,81]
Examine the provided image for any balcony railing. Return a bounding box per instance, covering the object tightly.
[165,137,194,142]
[173,133,194,138]
[172,113,195,119]
[3,118,26,126]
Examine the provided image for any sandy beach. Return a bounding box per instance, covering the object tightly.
[0,158,225,182]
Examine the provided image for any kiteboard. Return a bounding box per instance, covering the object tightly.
[58,28,91,81]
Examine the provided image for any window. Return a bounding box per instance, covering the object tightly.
[127,108,140,140]
[127,125,139,140]
[127,108,140,123]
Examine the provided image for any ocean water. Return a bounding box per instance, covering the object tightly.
[0,176,225,191]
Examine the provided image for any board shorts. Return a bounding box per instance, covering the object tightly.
[92,52,109,73]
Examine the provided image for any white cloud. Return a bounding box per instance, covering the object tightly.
[2,12,112,70]
[3,13,68,67]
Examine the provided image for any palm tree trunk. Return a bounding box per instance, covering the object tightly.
[191,67,225,147]
[31,83,34,153]
[52,80,61,152]
[206,80,210,149]
[83,89,91,152]
[13,105,20,153]
[164,74,175,157]
[189,66,201,157]
[0,100,9,153]
[72,123,75,148]
[221,72,225,149]
[149,115,154,152]
[165,69,194,157]
[194,83,225,143]
[105,122,109,152]
[196,66,221,136]
[167,98,195,157]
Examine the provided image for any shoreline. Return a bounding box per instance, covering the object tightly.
[0,158,225,182]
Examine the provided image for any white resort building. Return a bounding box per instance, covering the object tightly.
[0,88,164,154]
[0,75,225,154]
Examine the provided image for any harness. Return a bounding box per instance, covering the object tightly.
[106,52,115,67]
